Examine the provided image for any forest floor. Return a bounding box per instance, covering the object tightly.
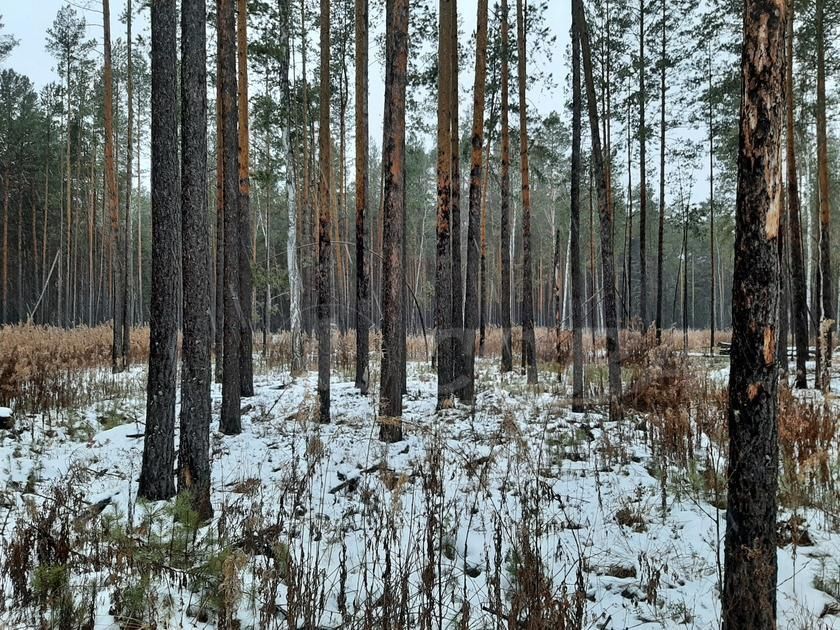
[0,348,839,629]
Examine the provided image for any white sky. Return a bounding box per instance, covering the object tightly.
[3,0,571,143]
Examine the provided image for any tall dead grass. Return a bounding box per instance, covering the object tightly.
[0,324,149,415]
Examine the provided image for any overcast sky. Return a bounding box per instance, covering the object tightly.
[3,0,572,136]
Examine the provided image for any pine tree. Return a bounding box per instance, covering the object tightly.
[574,0,622,421]
[816,0,833,392]
[220,0,242,435]
[103,0,127,373]
[786,1,808,389]
[723,1,786,626]
[516,0,537,384]
[499,0,513,374]
[379,0,408,438]
[179,0,213,520]
[237,0,254,398]
[461,0,489,404]
[354,0,370,393]
[139,0,179,501]
[317,0,332,423]
[435,0,454,408]
[570,4,584,411]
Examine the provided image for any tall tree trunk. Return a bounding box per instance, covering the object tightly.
[1,178,6,325]
[42,117,50,324]
[479,57,498,360]
[123,0,133,350]
[816,0,832,392]
[317,0,332,423]
[215,30,225,383]
[139,0,180,501]
[516,0,538,384]
[435,0,454,407]
[723,2,786,627]
[281,0,303,377]
[708,44,716,354]
[354,0,370,392]
[237,0,254,397]
[449,0,464,395]
[461,0,488,404]
[786,2,808,389]
[379,0,408,439]
[638,0,647,329]
[104,0,126,372]
[499,0,513,374]
[655,0,665,344]
[220,0,242,435]
[571,8,584,411]
[574,0,621,421]
[178,0,213,521]
[300,0,314,336]
[779,176,789,377]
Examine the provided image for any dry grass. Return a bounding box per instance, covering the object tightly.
[0,324,149,415]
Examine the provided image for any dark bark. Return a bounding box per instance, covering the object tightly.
[123,0,133,358]
[318,0,332,423]
[220,0,242,435]
[516,0,537,384]
[479,57,498,360]
[139,0,179,501]
[214,35,225,384]
[638,0,648,329]
[450,0,464,395]
[499,0,513,374]
[708,44,716,354]
[722,1,786,627]
[779,183,789,377]
[178,0,213,521]
[816,0,833,389]
[355,0,370,394]
[379,0,408,438]
[104,0,127,373]
[655,0,665,345]
[574,0,622,420]
[571,9,584,411]
[786,2,808,388]
[461,0,488,404]
[237,0,254,398]
[435,0,454,407]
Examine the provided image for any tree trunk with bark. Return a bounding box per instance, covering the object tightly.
[722,2,786,627]
[435,0,454,408]
[574,0,621,420]
[355,0,370,393]
[178,0,213,521]
[379,0,408,439]
[219,0,242,435]
[816,0,833,393]
[655,0,665,344]
[103,0,126,373]
[500,0,513,374]
[318,0,332,423]
[123,0,133,354]
[215,13,225,384]
[638,0,648,329]
[140,0,180,501]
[280,0,303,377]
[237,0,254,397]
[461,0,488,404]
[516,0,537,384]
[571,7,584,411]
[449,0,464,395]
[786,2,808,389]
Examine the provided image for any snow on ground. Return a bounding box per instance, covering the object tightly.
[0,359,838,629]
